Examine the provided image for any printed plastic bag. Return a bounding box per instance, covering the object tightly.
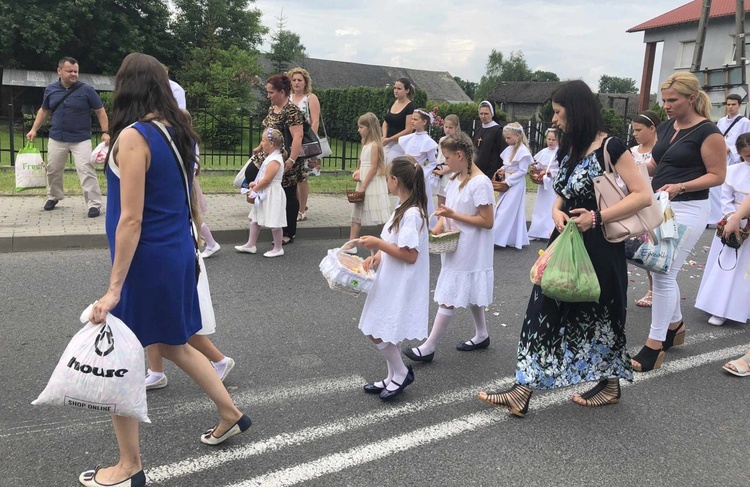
[530,237,561,285]
[624,193,690,274]
[90,141,109,165]
[15,142,46,191]
[541,221,601,302]
[32,304,150,422]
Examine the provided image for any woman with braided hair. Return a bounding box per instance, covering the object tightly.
[404,131,495,363]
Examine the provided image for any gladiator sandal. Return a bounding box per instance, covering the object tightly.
[478,384,532,418]
[631,345,665,372]
[574,378,621,407]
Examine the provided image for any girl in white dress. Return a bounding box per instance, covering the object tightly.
[235,128,288,257]
[433,114,459,207]
[492,122,532,249]
[629,110,662,308]
[404,132,495,362]
[527,128,559,240]
[358,157,430,401]
[344,112,391,253]
[695,132,750,326]
[399,109,439,226]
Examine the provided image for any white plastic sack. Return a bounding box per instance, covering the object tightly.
[233,158,253,188]
[15,142,46,191]
[90,141,109,165]
[195,254,216,335]
[32,304,150,423]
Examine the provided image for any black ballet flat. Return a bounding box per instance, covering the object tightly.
[364,368,415,394]
[403,347,434,363]
[456,336,490,351]
[379,366,414,401]
[631,345,665,372]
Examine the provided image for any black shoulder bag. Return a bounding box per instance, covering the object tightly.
[723,116,745,137]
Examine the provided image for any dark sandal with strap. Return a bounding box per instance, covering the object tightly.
[631,345,665,372]
[478,384,532,418]
[573,378,621,407]
[662,321,686,352]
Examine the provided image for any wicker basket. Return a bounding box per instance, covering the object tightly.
[528,163,546,185]
[346,180,365,203]
[319,239,375,296]
[428,212,460,254]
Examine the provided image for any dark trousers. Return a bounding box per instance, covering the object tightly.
[283,184,299,238]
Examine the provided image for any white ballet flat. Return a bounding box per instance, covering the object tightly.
[201,244,221,258]
[79,467,146,487]
[201,414,252,445]
[234,245,257,254]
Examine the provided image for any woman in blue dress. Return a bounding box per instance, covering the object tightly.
[83,53,250,487]
[476,81,652,417]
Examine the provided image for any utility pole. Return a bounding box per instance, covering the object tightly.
[691,0,713,72]
[735,0,745,67]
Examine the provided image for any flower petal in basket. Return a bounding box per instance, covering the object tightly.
[319,247,375,295]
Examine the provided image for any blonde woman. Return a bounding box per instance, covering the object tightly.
[344,113,391,252]
[631,72,726,372]
[492,122,532,249]
[289,67,321,221]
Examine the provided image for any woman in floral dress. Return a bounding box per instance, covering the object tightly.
[477,80,652,417]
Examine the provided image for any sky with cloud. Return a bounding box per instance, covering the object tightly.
[254,0,688,92]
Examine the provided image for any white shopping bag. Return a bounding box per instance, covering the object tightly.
[15,142,46,191]
[32,304,150,422]
[90,141,110,165]
[196,254,216,335]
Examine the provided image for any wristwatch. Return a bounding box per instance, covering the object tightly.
[679,182,686,194]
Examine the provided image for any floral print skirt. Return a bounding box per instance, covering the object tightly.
[515,209,633,389]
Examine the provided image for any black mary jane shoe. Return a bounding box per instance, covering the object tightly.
[403,346,434,363]
[631,345,665,372]
[456,336,490,351]
[365,368,415,394]
[379,366,415,401]
[662,321,686,352]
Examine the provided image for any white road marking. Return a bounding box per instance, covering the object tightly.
[223,342,750,487]
[2,375,364,438]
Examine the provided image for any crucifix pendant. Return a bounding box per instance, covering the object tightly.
[477,137,482,147]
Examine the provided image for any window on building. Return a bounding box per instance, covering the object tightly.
[726,35,750,64]
[676,41,695,68]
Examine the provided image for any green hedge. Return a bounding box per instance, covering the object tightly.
[317,86,428,140]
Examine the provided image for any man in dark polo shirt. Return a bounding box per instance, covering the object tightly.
[26,56,109,217]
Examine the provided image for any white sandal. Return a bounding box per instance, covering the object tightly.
[722,354,750,377]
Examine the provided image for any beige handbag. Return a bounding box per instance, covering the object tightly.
[593,138,661,243]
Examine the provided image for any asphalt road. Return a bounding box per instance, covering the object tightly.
[1,230,748,487]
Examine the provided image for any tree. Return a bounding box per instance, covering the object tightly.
[474,50,559,101]
[598,75,638,94]
[172,0,266,52]
[0,0,175,73]
[531,70,560,82]
[453,76,478,100]
[266,10,307,74]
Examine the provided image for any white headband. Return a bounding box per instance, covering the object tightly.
[479,100,495,117]
[414,108,434,125]
[503,124,524,133]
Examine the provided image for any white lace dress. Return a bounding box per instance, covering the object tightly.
[351,143,390,225]
[358,207,430,343]
[433,175,495,307]
[250,151,287,228]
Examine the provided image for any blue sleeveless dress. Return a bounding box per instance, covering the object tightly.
[105,121,201,347]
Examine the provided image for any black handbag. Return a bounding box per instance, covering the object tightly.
[281,106,322,160]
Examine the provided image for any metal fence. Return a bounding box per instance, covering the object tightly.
[2,107,630,168]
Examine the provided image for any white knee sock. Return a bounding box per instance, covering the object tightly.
[418,308,454,355]
[469,305,489,343]
[379,342,408,391]
[375,341,393,387]
[201,222,218,249]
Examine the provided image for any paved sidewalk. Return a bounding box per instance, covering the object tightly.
[0,192,538,252]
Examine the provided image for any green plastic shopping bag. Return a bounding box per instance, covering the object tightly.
[15,142,46,191]
[541,220,601,302]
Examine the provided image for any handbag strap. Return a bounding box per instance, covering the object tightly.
[49,82,84,116]
[723,115,744,137]
[717,245,738,271]
[657,120,708,165]
[147,120,200,249]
